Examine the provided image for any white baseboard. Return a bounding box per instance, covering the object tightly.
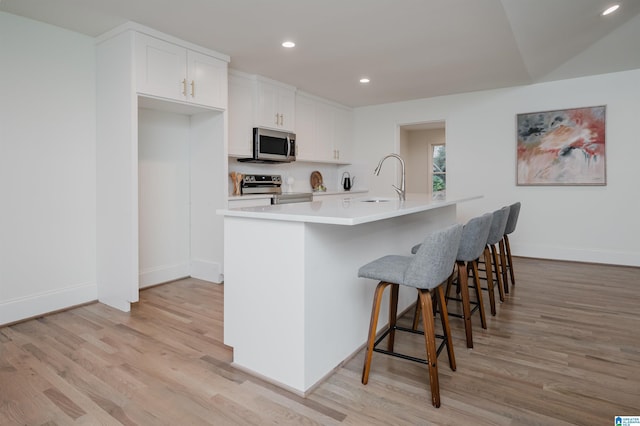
[190,259,223,283]
[139,262,190,289]
[0,282,97,326]
[515,244,640,267]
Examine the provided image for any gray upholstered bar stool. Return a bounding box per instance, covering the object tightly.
[502,201,521,289]
[479,206,510,316]
[411,213,493,348]
[358,224,463,408]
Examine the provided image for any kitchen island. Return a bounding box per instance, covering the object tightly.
[218,193,480,395]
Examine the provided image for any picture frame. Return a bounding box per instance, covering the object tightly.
[516,105,606,186]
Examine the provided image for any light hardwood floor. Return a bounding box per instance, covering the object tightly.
[1,257,639,425]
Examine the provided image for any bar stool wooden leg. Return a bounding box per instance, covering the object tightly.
[362,281,390,385]
[483,247,497,316]
[490,244,505,302]
[505,234,516,285]
[418,288,441,408]
[499,239,509,295]
[436,285,456,371]
[387,283,399,351]
[445,271,455,302]
[456,261,473,348]
[412,295,421,331]
[470,260,487,329]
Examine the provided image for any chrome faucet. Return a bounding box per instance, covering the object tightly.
[374,153,406,201]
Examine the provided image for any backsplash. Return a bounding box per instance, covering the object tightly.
[227,159,369,195]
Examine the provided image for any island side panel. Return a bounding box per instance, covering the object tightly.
[223,217,307,391]
[303,204,456,390]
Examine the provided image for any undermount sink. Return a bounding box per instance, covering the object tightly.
[359,197,395,203]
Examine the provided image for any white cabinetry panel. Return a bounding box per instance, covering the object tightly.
[228,72,254,157]
[187,50,227,109]
[136,33,227,109]
[256,78,296,131]
[97,23,229,312]
[295,92,353,164]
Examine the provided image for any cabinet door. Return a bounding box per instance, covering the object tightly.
[228,74,254,157]
[277,87,296,132]
[256,80,296,131]
[294,94,316,161]
[256,82,280,129]
[136,33,187,102]
[333,106,353,162]
[187,51,227,109]
[315,101,336,162]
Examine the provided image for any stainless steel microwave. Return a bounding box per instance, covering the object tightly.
[252,127,296,163]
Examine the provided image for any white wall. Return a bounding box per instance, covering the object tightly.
[190,110,226,283]
[354,69,640,266]
[0,12,97,324]
[138,108,190,287]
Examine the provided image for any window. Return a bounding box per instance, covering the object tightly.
[432,144,446,199]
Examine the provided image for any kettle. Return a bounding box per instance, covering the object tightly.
[342,172,355,191]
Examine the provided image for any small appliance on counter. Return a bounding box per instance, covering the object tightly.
[240,174,312,204]
[342,172,355,191]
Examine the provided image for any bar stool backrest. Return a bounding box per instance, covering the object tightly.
[457,213,493,262]
[404,224,463,289]
[487,206,510,245]
[504,202,521,235]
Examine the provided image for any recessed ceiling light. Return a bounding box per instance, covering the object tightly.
[282,41,295,48]
[359,78,370,84]
[602,4,620,15]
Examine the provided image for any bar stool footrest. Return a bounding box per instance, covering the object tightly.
[373,325,447,363]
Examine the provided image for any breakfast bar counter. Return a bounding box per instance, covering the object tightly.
[218,194,480,395]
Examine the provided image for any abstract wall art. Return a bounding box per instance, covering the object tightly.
[516,105,606,185]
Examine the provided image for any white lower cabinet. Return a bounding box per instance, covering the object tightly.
[228,197,272,208]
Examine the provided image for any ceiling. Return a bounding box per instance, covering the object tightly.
[2,0,640,107]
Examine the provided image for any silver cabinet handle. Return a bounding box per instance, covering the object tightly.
[275,113,279,125]
[191,80,195,98]
[182,79,187,96]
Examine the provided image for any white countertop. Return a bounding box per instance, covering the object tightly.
[228,193,273,201]
[228,188,367,201]
[218,193,481,225]
[310,189,368,197]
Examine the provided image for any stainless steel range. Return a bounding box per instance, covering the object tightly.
[240,174,282,194]
[241,174,313,204]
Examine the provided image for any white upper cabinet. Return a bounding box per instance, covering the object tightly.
[187,50,228,109]
[293,94,317,161]
[295,92,353,164]
[136,33,227,109]
[255,77,296,132]
[228,72,255,157]
[333,104,353,162]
